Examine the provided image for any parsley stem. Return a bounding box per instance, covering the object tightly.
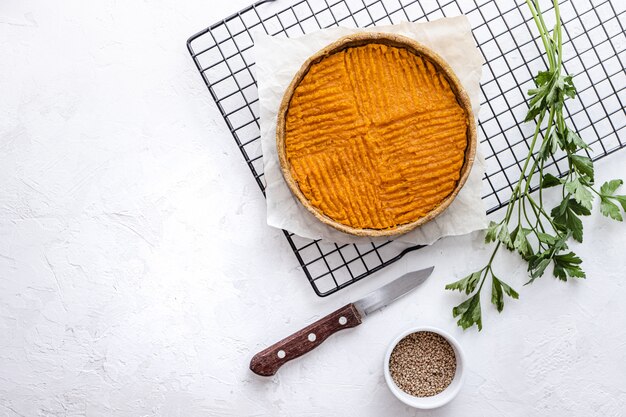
[525,0,555,70]
[524,199,547,251]
[522,196,541,233]
[478,241,502,293]
[589,187,603,197]
[524,190,546,234]
[526,195,558,231]
[554,0,563,74]
[536,157,546,231]
[523,106,557,197]
[503,111,546,223]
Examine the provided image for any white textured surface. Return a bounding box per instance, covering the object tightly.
[1,1,625,416]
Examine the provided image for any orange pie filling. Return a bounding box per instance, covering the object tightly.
[284,43,469,230]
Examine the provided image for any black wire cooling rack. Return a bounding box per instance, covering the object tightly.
[187,0,626,297]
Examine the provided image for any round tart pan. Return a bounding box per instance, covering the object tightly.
[276,32,477,237]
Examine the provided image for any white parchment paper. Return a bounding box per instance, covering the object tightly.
[255,16,488,245]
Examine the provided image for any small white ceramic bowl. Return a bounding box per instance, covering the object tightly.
[384,326,465,409]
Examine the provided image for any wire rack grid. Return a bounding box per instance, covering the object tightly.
[187,0,626,297]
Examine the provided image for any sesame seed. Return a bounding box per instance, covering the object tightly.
[389,331,456,397]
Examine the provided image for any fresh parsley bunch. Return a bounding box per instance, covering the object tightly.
[446,0,626,330]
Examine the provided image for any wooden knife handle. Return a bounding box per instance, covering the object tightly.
[249,303,362,376]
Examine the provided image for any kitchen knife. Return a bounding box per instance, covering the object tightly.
[249,266,434,376]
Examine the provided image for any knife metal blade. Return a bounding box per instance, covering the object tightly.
[354,266,434,317]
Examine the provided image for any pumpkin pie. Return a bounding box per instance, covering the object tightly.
[277,33,476,237]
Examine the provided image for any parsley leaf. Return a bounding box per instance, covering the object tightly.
[528,233,570,283]
[497,223,513,248]
[528,255,551,282]
[538,129,559,160]
[600,198,623,221]
[485,221,499,243]
[542,173,562,188]
[570,154,594,181]
[445,270,482,294]
[553,252,586,281]
[452,293,482,331]
[568,130,588,150]
[599,179,626,221]
[565,178,594,211]
[491,275,519,313]
[600,179,623,196]
[551,198,589,243]
[513,227,533,259]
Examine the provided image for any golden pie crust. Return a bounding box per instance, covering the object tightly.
[277,33,477,237]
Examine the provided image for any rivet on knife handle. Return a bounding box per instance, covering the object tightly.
[249,303,362,376]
